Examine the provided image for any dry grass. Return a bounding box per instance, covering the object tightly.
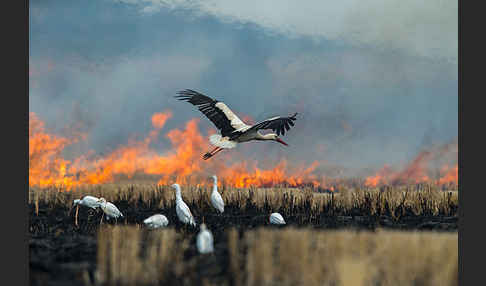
[29,183,458,217]
[96,226,457,286]
[96,226,189,285]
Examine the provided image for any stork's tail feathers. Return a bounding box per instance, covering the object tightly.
[73,199,80,205]
[209,134,237,149]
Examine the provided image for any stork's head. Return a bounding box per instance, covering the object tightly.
[211,175,217,182]
[268,133,288,146]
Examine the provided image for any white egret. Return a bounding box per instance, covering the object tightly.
[143,214,169,229]
[97,198,124,224]
[172,183,197,227]
[73,195,100,209]
[73,195,100,226]
[196,224,214,254]
[210,175,224,213]
[269,212,286,225]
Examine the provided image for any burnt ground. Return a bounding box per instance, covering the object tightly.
[29,200,458,286]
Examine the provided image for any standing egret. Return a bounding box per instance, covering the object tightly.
[172,184,197,227]
[143,214,169,229]
[73,195,100,226]
[269,212,286,225]
[97,198,124,224]
[196,224,214,254]
[210,175,224,213]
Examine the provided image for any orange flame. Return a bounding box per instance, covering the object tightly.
[29,110,330,190]
[29,112,78,189]
[365,150,458,187]
[438,164,458,185]
[29,110,456,191]
[364,165,392,187]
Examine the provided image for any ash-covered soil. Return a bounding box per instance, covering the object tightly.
[29,200,458,286]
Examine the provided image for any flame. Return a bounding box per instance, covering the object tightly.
[29,111,330,190]
[438,164,458,185]
[364,165,392,187]
[29,110,457,191]
[391,151,431,185]
[220,160,321,188]
[29,112,78,189]
[365,150,458,187]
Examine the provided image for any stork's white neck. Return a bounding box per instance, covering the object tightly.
[257,132,277,141]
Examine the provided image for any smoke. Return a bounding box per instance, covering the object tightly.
[117,0,458,63]
[30,1,457,178]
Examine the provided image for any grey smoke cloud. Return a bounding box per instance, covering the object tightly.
[118,0,458,63]
[29,1,457,176]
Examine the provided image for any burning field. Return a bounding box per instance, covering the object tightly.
[29,111,458,191]
[29,0,459,283]
[29,112,458,285]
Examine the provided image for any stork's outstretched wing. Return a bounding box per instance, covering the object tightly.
[175,89,250,137]
[248,113,298,136]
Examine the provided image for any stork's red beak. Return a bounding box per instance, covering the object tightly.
[276,138,288,146]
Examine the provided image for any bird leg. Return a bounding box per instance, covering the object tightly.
[209,146,219,153]
[75,205,79,227]
[203,147,220,160]
[203,147,224,160]
[100,212,104,225]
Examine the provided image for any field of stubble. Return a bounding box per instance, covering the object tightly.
[29,184,458,286]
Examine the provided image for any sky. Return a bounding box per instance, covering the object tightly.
[29,0,457,175]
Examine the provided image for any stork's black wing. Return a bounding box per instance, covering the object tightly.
[175,89,249,137]
[248,113,298,136]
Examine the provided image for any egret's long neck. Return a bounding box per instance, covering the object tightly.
[212,177,218,192]
[175,187,182,202]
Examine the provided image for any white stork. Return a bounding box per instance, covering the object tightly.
[143,214,169,229]
[196,223,214,254]
[210,175,224,214]
[175,89,298,160]
[172,183,197,227]
[269,212,286,225]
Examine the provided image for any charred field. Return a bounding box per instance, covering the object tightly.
[29,184,458,286]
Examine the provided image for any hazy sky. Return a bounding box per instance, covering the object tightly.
[29,0,457,173]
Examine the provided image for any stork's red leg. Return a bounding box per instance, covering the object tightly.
[203,147,223,160]
[203,147,219,159]
[203,147,225,160]
[208,146,219,153]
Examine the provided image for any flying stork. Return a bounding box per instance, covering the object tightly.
[175,89,298,160]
